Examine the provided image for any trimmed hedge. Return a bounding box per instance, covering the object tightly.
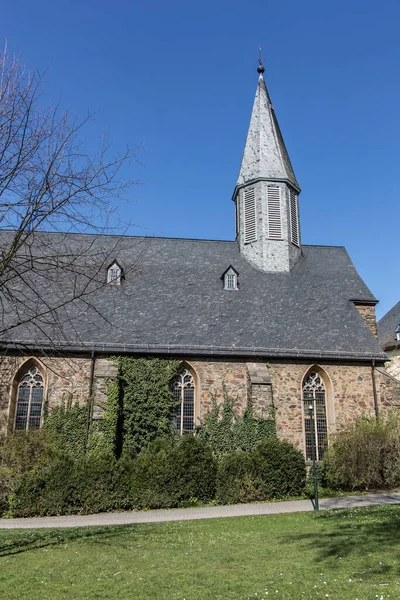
[11,454,133,517]
[10,436,217,516]
[217,438,306,504]
[130,436,217,509]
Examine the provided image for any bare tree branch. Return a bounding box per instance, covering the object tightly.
[0,46,143,347]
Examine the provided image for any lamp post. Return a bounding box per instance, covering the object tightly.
[308,401,319,511]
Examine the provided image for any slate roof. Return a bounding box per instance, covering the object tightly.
[0,231,386,362]
[235,73,300,194]
[378,301,400,351]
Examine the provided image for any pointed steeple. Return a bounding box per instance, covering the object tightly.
[233,62,302,273]
[235,66,300,193]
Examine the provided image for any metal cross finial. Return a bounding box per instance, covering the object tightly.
[257,45,265,74]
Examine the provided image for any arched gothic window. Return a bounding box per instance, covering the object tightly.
[303,371,328,461]
[171,368,195,434]
[15,366,44,431]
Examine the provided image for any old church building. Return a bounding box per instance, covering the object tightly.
[0,63,396,460]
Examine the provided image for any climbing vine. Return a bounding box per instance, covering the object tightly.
[113,357,181,455]
[86,376,121,457]
[198,386,276,456]
[42,393,87,459]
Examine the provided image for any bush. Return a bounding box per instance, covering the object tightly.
[323,415,400,491]
[10,435,217,516]
[131,436,217,509]
[0,429,60,515]
[216,438,306,504]
[12,453,135,517]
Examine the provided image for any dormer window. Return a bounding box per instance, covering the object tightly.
[396,324,400,342]
[107,261,123,285]
[222,266,239,290]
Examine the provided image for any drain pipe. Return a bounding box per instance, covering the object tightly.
[371,359,379,419]
[84,350,96,451]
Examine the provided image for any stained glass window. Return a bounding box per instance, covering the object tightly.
[303,371,327,461]
[171,368,195,435]
[15,366,44,431]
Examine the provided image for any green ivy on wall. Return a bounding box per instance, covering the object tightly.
[112,357,181,455]
[43,393,87,459]
[86,376,121,458]
[198,386,276,456]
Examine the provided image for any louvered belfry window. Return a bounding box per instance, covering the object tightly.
[243,187,257,244]
[290,189,300,246]
[267,186,282,239]
[171,368,195,435]
[303,372,328,461]
[15,366,44,431]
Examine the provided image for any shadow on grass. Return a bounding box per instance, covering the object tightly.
[0,525,133,557]
[288,505,400,577]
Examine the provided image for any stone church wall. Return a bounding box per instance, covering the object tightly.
[0,353,398,458]
[354,304,378,337]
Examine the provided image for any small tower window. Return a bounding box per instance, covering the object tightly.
[396,324,400,342]
[222,266,239,290]
[107,261,123,285]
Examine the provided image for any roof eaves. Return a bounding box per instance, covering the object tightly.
[0,340,388,363]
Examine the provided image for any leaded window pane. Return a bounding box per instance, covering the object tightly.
[15,367,44,432]
[303,372,328,461]
[171,368,195,435]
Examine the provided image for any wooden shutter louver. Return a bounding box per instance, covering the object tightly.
[267,186,282,239]
[290,189,300,246]
[244,187,257,244]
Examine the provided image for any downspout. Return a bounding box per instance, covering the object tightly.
[371,359,379,419]
[84,350,96,451]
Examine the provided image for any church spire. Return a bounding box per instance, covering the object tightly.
[235,62,300,194]
[233,61,302,273]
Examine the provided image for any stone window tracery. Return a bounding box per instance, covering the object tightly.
[303,371,328,461]
[15,366,44,431]
[171,367,195,434]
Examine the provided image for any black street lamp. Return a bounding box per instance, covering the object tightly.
[308,401,319,511]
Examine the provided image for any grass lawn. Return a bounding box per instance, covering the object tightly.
[0,505,399,599]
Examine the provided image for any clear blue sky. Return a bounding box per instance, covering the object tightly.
[2,0,399,319]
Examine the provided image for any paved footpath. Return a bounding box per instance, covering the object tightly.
[0,491,399,530]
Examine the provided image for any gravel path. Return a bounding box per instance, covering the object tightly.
[0,491,399,529]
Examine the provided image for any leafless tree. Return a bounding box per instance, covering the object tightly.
[0,46,142,347]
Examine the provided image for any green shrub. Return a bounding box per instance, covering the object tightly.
[198,387,276,456]
[10,435,217,516]
[12,453,135,517]
[131,436,217,509]
[323,415,400,491]
[254,438,307,497]
[0,429,61,516]
[216,438,306,504]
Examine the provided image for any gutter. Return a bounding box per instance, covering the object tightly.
[84,350,96,452]
[0,340,388,363]
[371,359,379,419]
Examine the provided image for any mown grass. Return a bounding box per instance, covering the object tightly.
[0,505,400,599]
